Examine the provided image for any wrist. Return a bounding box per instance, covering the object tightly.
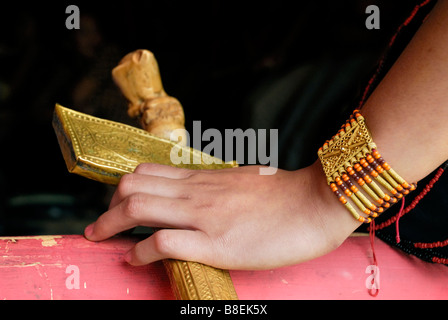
[306,160,362,246]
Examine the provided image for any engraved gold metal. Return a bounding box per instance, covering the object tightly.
[53,104,238,300]
[53,104,237,184]
[318,114,376,184]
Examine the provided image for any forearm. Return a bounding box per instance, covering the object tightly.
[361,0,448,183]
[314,0,448,239]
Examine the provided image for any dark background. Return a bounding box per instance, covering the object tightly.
[0,0,425,235]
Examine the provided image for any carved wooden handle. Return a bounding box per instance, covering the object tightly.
[112,49,186,143]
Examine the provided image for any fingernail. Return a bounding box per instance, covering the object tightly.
[84,223,94,238]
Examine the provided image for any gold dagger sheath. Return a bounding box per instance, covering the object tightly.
[53,104,239,300]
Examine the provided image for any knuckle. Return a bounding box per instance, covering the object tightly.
[122,193,145,219]
[134,163,158,174]
[117,174,134,193]
[186,171,207,182]
[152,230,174,256]
[194,200,215,212]
[177,190,192,200]
[186,174,219,191]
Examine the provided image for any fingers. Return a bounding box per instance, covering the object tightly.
[133,163,194,179]
[134,162,237,178]
[110,163,230,209]
[109,173,190,209]
[109,163,198,209]
[124,229,213,266]
[85,193,194,242]
[89,164,222,242]
[85,163,241,267]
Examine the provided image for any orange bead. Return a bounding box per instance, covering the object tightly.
[358,216,371,223]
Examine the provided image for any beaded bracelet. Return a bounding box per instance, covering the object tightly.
[318,110,417,223]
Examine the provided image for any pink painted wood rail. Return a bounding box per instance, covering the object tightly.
[0,234,447,300]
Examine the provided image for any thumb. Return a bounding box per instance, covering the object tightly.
[124,229,213,266]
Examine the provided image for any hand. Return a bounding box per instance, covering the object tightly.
[84,161,360,270]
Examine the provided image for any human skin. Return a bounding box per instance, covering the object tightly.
[84,0,448,270]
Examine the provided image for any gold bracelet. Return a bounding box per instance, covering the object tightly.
[317,110,417,223]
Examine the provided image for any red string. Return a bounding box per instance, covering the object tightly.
[368,219,379,297]
[358,0,434,109]
[395,198,406,244]
[374,166,445,232]
[432,257,448,265]
[415,237,448,265]
[371,164,447,266]
[369,220,378,267]
[414,239,448,249]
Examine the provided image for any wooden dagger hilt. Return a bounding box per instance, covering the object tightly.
[112,49,186,144]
